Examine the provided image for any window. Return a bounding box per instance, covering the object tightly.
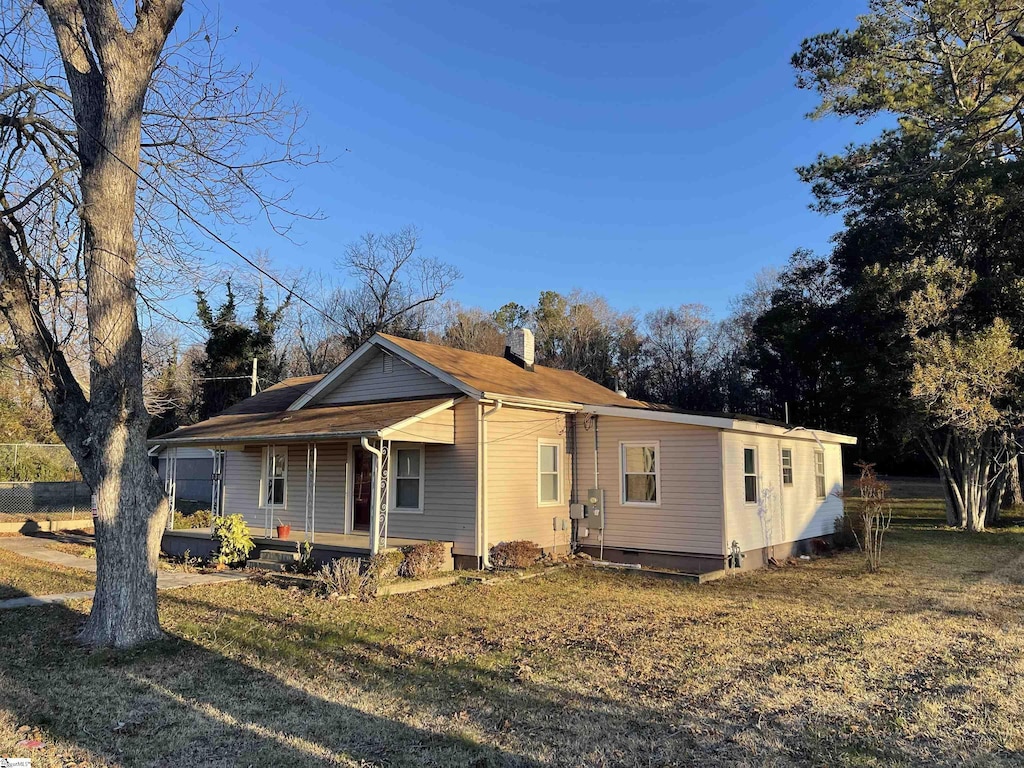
[538,440,562,505]
[621,442,659,505]
[262,446,287,507]
[393,447,424,511]
[781,448,793,486]
[743,447,758,503]
[814,450,826,498]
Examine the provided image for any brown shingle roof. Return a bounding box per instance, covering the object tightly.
[220,375,325,415]
[379,334,646,407]
[152,397,453,444]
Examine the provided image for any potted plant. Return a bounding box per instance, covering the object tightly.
[276,518,291,540]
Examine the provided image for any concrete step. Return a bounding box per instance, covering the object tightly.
[246,558,291,573]
[256,549,300,563]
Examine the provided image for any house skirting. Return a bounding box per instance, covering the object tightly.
[580,533,836,575]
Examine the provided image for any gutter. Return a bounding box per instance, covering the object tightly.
[148,429,382,448]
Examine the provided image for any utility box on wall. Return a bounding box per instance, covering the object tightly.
[586,488,605,529]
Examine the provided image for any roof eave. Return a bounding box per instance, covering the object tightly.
[148,428,383,448]
[582,404,858,445]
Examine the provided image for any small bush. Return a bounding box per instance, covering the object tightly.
[316,558,361,597]
[833,512,859,549]
[366,549,404,584]
[290,541,318,575]
[399,541,447,579]
[211,514,255,567]
[490,540,541,569]
[172,508,212,529]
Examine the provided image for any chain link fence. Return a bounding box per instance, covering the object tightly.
[0,444,90,522]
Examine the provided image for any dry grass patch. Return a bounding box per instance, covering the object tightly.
[0,548,94,599]
[0,503,1023,766]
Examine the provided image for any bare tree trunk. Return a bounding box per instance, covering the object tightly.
[1001,453,1023,509]
[30,0,182,648]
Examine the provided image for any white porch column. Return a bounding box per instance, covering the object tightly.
[209,448,224,518]
[164,446,178,529]
[363,437,391,555]
[304,442,318,543]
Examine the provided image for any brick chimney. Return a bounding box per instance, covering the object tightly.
[505,328,535,371]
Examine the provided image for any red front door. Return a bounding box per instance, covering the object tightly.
[352,445,373,531]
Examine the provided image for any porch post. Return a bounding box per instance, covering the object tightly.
[209,448,224,518]
[304,443,311,540]
[311,442,318,543]
[368,438,390,555]
[164,446,178,529]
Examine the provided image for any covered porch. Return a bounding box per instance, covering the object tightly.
[161,526,456,570]
[152,397,459,558]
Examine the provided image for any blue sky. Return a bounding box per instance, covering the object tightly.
[201,0,875,320]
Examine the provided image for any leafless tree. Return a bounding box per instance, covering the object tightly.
[0,0,318,647]
[336,226,460,349]
[644,304,727,410]
[434,302,505,355]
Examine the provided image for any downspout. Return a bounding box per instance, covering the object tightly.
[478,399,503,568]
[361,435,383,555]
[594,415,603,562]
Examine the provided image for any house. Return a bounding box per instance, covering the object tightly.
[152,330,856,573]
[150,446,215,506]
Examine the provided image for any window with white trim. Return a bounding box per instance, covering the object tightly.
[262,446,287,507]
[743,447,758,503]
[538,440,562,505]
[622,442,659,505]
[781,448,793,486]
[814,450,826,498]
[393,446,424,511]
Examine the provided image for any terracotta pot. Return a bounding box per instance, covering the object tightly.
[276,525,291,539]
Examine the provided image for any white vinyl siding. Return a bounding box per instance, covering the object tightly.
[538,439,563,505]
[621,442,660,505]
[316,348,458,405]
[575,416,724,556]
[223,443,348,536]
[486,407,570,551]
[723,432,844,554]
[386,400,479,556]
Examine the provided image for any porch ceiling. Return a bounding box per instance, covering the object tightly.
[149,397,456,446]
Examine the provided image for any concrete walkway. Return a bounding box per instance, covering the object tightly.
[0,534,248,610]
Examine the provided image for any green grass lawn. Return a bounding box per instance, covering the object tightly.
[0,548,94,599]
[1,493,1023,766]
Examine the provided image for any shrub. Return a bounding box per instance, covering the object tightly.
[490,540,541,569]
[316,558,361,597]
[290,541,317,575]
[210,514,255,567]
[366,549,404,584]
[172,508,212,529]
[399,541,447,579]
[833,512,859,550]
[851,461,893,572]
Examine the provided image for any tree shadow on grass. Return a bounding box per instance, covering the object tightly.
[0,597,548,767]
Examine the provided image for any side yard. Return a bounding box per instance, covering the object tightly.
[0,548,94,600]
[0,495,1022,766]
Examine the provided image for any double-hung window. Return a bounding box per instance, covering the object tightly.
[621,442,659,505]
[393,446,424,512]
[781,448,793,486]
[814,450,826,498]
[538,440,562,505]
[743,447,758,503]
[263,446,287,507]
